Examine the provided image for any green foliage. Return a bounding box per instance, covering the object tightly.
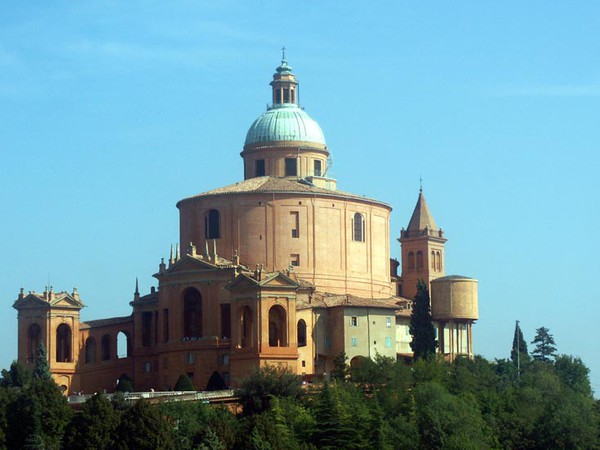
[206,371,227,391]
[174,373,195,391]
[554,354,593,397]
[531,326,557,363]
[1,361,33,388]
[510,321,529,368]
[115,373,134,393]
[331,351,350,381]
[6,377,71,450]
[113,400,175,450]
[63,393,119,450]
[409,280,438,360]
[414,382,494,449]
[236,365,303,416]
[0,348,597,450]
[33,343,52,381]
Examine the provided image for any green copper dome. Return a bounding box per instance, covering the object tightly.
[244,104,326,146]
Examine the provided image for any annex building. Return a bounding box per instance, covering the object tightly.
[13,57,478,394]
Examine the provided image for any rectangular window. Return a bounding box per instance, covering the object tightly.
[285,158,297,176]
[255,159,265,177]
[314,160,322,177]
[325,336,332,348]
[163,309,169,342]
[186,352,195,365]
[291,211,299,238]
[221,354,230,366]
[220,304,231,339]
[291,254,300,267]
[386,317,392,328]
[301,360,306,368]
[142,312,153,347]
[351,337,358,347]
[283,88,290,103]
[144,361,153,373]
[385,337,392,348]
[350,316,358,327]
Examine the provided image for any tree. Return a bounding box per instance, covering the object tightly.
[115,373,134,393]
[554,355,592,397]
[113,400,175,450]
[174,373,195,391]
[409,280,438,360]
[510,321,529,369]
[531,327,557,363]
[331,352,350,381]
[236,365,303,416]
[63,393,120,450]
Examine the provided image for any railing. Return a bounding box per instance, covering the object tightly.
[67,389,235,404]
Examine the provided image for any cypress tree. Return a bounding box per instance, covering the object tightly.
[510,320,529,368]
[409,280,438,360]
[33,343,51,381]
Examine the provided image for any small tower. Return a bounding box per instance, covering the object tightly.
[241,53,329,180]
[399,189,447,299]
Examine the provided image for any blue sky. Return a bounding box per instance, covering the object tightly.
[1,2,599,391]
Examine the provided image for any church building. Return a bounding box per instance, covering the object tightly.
[12,56,478,394]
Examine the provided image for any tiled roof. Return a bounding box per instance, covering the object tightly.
[407,191,438,231]
[80,315,133,329]
[178,177,389,207]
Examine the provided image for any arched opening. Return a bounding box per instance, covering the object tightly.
[350,355,367,369]
[27,323,41,363]
[56,324,72,363]
[431,251,436,270]
[297,319,307,347]
[240,306,253,349]
[85,337,96,364]
[269,305,287,347]
[408,252,415,271]
[416,251,424,269]
[205,209,220,239]
[436,251,442,271]
[183,288,203,338]
[101,334,111,361]
[117,331,131,358]
[352,213,365,242]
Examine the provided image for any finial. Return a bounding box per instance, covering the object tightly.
[176,243,180,261]
[169,244,174,265]
[419,176,423,193]
[135,277,139,295]
[281,46,286,61]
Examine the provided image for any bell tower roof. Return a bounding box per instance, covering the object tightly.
[407,189,438,232]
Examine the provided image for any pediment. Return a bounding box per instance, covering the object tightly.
[227,273,260,290]
[50,294,84,309]
[13,295,50,310]
[260,272,299,289]
[165,255,218,274]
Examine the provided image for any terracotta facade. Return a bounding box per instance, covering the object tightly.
[13,58,478,394]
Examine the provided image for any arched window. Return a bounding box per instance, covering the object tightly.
[117,331,131,358]
[408,252,415,271]
[416,251,424,269]
[85,337,96,364]
[183,289,203,338]
[101,334,111,361]
[269,305,287,347]
[205,209,220,239]
[352,213,365,242]
[431,251,436,270]
[436,251,442,271]
[240,306,253,348]
[56,324,72,363]
[27,323,41,363]
[297,319,307,347]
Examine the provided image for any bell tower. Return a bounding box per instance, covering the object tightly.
[399,188,447,300]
